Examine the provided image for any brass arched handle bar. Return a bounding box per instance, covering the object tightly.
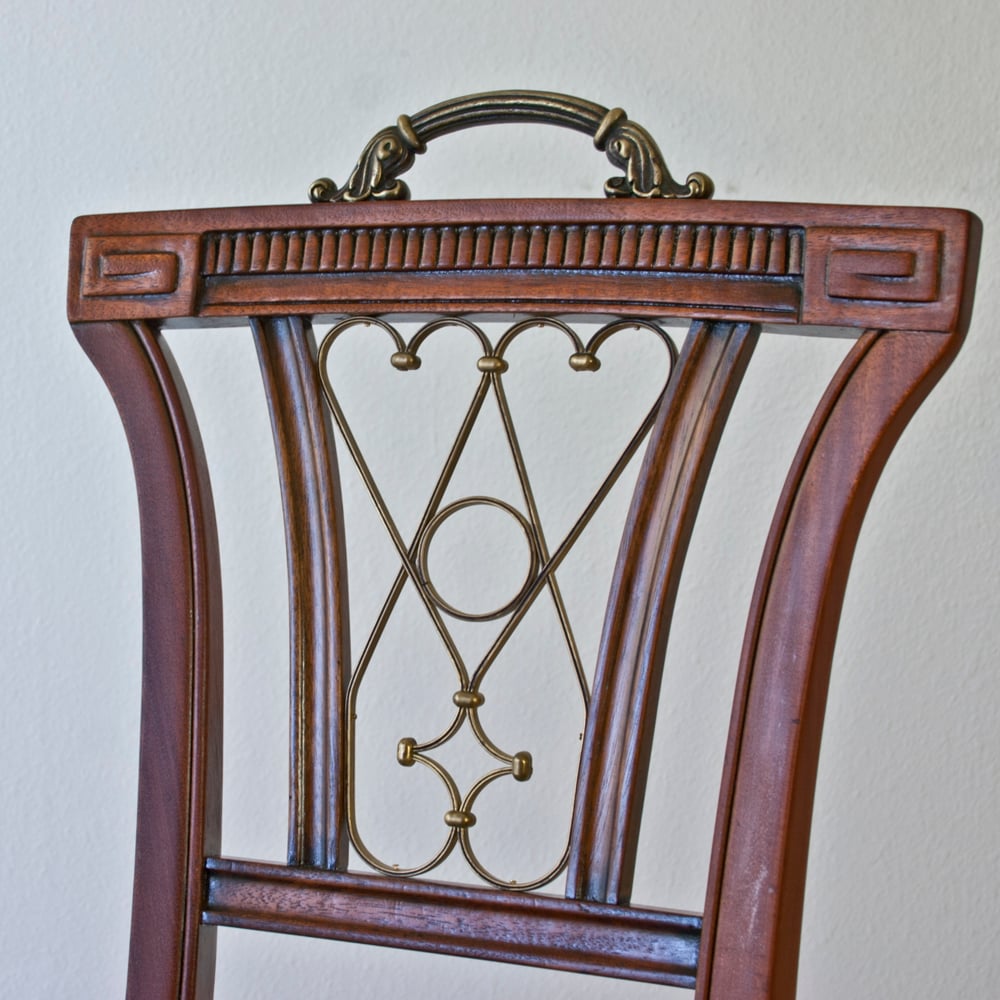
[309,90,713,203]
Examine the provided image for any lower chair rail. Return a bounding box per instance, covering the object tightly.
[204,857,701,987]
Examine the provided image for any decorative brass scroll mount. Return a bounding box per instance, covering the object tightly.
[309,90,713,203]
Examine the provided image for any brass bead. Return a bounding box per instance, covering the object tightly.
[390,351,421,371]
[476,355,508,373]
[511,751,533,782]
[444,809,476,828]
[452,690,485,709]
[568,352,600,372]
[397,737,417,766]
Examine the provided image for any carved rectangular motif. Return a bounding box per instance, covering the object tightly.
[802,226,946,327]
[809,229,941,302]
[78,234,200,319]
[84,249,179,297]
[823,228,940,303]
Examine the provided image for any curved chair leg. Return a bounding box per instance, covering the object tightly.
[75,321,223,1000]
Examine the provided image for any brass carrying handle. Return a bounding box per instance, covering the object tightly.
[309,90,713,203]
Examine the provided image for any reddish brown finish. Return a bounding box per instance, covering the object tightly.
[73,322,223,1000]
[252,317,351,869]
[697,327,971,1000]
[71,195,980,1000]
[204,858,701,986]
[568,320,759,905]
[68,200,974,332]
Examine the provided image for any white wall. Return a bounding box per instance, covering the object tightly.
[2,1,998,997]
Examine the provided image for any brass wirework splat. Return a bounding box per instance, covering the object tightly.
[317,314,677,890]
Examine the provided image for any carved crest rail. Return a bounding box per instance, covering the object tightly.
[69,200,971,332]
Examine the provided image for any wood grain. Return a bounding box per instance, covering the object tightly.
[697,326,972,1000]
[252,317,350,870]
[567,319,759,906]
[70,196,980,999]
[204,858,701,987]
[68,200,975,332]
[74,321,223,1000]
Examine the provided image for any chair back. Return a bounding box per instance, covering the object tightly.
[69,91,980,1000]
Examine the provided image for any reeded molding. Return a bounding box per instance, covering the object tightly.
[202,223,803,277]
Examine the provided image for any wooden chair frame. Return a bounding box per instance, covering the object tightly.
[69,194,980,1000]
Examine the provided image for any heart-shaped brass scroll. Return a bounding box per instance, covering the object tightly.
[317,316,678,889]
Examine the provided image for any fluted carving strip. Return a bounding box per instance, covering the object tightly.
[202,224,806,277]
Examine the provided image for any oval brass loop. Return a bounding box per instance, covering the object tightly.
[406,316,493,358]
[584,318,681,369]
[494,315,584,359]
[309,89,713,203]
[457,767,571,891]
[348,750,463,879]
[318,316,408,375]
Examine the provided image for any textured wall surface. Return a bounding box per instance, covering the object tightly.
[2,1,998,997]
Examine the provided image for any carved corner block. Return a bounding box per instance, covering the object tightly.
[70,233,200,322]
[801,226,951,329]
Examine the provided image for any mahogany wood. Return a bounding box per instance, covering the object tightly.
[252,316,350,869]
[567,319,759,906]
[698,327,970,1000]
[73,321,223,999]
[204,858,701,987]
[70,194,980,1000]
[68,200,973,332]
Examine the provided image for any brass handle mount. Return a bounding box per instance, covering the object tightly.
[309,90,712,203]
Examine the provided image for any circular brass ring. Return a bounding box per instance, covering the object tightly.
[416,497,540,623]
